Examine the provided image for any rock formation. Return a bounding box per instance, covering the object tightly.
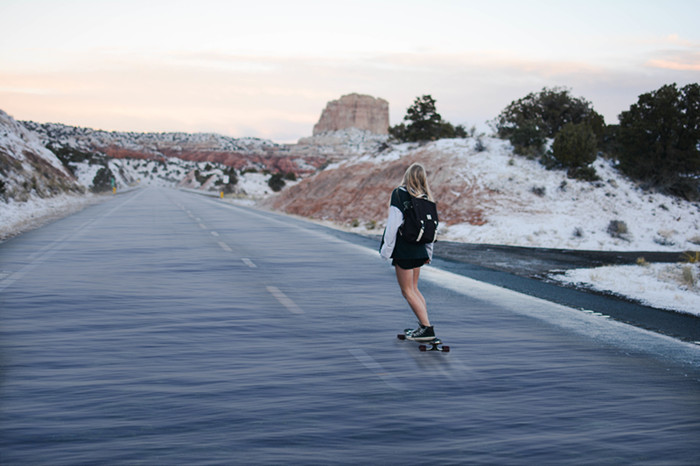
[312,93,389,135]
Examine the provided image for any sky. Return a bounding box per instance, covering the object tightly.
[1,0,699,142]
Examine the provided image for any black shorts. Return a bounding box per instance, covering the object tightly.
[392,258,427,270]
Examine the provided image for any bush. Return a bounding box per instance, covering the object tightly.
[493,86,605,157]
[607,220,629,241]
[617,83,700,200]
[268,173,285,192]
[91,166,115,192]
[552,122,597,167]
[549,122,600,180]
[531,186,546,197]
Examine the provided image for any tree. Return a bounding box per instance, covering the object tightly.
[91,166,115,193]
[493,86,605,157]
[617,83,700,199]
[549,122,599,180]
[267,173,285,192]
[390,95,466,142]
[404,95,442,142]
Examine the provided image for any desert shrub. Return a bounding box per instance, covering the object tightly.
[567,165,600,182]
[617,83,700,200]
[268,173,285,192]
[636,257,649,267]
[91,166,115,192]
[683,251,700,263]
[193,170,210,185]
[47,144,102,169]
[224,168,238,189]
[0,178,5,196]
[493,86,605,157]
[550,122,599,179]
[681,265,697,288]
[531,186,546,197]
[607,220,630,241]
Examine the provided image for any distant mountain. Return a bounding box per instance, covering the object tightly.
[22,121,325,176]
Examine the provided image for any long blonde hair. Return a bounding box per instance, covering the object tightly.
[401,163,433,201]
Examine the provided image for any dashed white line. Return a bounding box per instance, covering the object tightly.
[242,258,256,268]
[211,231,220,237]
[218,241,232,252]
[199,223,207,229]
[266,286,304,314]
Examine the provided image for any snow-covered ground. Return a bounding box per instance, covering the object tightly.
[0,192,103,241]
[551,262,699,317]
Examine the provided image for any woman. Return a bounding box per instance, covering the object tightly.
[380,163,436,341]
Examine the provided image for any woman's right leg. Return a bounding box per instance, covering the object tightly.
[395,265,430,326]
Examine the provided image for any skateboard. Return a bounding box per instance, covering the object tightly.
[397,328,450,353]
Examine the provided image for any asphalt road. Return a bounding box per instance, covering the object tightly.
[1,187,699,464]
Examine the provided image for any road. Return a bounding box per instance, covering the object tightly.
[1,188,699,464]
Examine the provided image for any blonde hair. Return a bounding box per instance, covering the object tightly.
[401,163,433,201]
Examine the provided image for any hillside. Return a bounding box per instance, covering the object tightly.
[22,120,326,176]
[264,137,700,252]
[0,110,83,202]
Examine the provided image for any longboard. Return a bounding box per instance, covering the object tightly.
[397,328,450,352]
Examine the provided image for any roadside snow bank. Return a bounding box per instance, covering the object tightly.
[550,262,700,316]
[0,193,103,241]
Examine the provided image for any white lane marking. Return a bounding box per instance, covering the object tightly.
[199,223,207,229]
[242,258,256,268]
[266,286,304,314]
[218,241,232,252]
[211,231,220,237]
[349,349,405,391]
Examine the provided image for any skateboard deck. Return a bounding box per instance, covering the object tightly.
[397,328,450,352]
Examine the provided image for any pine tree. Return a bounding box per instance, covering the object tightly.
[617,83,700,199]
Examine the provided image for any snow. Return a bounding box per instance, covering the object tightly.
[0,110,69,175]
[551,263,700,317]
[0,193,102,241]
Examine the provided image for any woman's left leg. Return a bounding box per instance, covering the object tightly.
[395,265,430,326]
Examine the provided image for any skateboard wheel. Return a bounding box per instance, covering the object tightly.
[442,346,450,353]
[419,345,427,352]
[397,334,406,340]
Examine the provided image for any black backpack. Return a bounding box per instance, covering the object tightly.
[398,191,439,244]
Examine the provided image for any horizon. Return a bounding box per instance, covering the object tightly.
[1,0,699,143]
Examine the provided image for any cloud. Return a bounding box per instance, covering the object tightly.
[646,50,700,71]
[1,45,697,141]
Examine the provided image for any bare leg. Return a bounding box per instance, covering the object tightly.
[395,266,430,326]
